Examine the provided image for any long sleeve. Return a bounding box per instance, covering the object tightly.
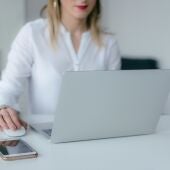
[106,38,121,70]
[0,23,33,112]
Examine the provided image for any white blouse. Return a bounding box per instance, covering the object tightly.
[0,19,121,115]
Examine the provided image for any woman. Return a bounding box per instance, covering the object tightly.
[0,0,120,131]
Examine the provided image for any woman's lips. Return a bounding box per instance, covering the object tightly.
[76,5,88,10]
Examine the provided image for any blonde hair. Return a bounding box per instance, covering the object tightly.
[42,0,102,47]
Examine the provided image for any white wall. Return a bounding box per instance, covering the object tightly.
[25,0,47,22]
[101,0,170,69]
[0,0,25,70]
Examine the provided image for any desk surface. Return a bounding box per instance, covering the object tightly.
[0,115,170,170]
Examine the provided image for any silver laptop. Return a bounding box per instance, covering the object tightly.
[31,69,170,143]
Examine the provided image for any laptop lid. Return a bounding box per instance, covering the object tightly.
[51,70,170,143]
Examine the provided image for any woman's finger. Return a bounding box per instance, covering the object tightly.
[0,113,8,129]
[7,108,22,129]
[20,119,28,129]
[0,125,3,132]
[0,110,17,130]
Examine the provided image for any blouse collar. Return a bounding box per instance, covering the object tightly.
[59,24,90,37]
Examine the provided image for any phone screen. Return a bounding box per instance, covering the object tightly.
[0,140,33,156]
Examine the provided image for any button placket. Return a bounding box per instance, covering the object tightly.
[65,34,81,71]
[61,27,90,71]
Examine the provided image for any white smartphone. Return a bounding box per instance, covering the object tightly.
[0,139,38,161]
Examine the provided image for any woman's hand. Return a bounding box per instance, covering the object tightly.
[0,107,27,131]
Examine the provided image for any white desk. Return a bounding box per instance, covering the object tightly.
[0,115,170,170]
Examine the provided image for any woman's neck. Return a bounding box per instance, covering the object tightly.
[61,13,87,35]
[61,12,88,54]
